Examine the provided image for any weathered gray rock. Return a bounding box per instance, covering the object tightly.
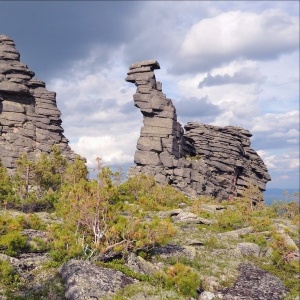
[199,291,216,300]
[59,259,135,300]
[218,263,287,300]
[235,242,261,257]
[126,252,156,275]
[126,60,271,200]
[0,35,77,173]
[171,211,215,225]
[219,227,254,238]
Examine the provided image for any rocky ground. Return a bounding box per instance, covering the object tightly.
[0,199,299,300]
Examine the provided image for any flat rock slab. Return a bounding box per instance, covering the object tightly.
[60,259,135,300]
[219,263,287,300]
[172,211,215,225]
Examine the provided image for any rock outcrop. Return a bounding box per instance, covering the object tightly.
[126,60,271,200]
[0,35,76,173]
[218,263,287,300]
[60,259,135,300]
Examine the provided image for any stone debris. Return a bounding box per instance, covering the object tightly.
[0,35,77,173]
[126,60,271,200]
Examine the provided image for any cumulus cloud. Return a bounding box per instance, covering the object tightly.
[176,9,299,73]
[70,135,137,168]
[198,67,265,88]
[0,1,297,188]
[257,149,299,188]
[177,61,264,127]
[251,111,299,133]
[48,48,142,166]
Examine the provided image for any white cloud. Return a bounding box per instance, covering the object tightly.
[268,129,299,139]
[70,135,136,168]
[177,9,299,73]
[198,67,265,88]
[39,2,298,189]
[47,46,141,168]
[251,111,299,133]
[177,60,263,127]
[257,149,299,189]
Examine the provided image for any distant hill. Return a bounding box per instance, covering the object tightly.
[263,188,299,205]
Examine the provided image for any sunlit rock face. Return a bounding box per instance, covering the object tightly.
[0,35,77,173]
[126,60,271,200]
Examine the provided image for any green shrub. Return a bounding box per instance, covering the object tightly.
[0,214,22,234]
[118,174,189,211]
[27,214,46,230]
[48,224,82,264]
[242,233,267,248]
[0,260,20,287]
[155,262,201,297]
[0,231,28,256]
[216,208,245,231]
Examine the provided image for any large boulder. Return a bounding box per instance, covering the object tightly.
[219,263,287,300]
[59,259,135,300]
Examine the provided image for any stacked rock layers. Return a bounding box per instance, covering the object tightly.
[126,60,271,199]
[0,35,76,173]
[184,123,271,198]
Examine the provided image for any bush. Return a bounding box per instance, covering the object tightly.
[118,174,189,211]
[0,231,28,256]
[0,260,20,287]
[216,208,245,231]
[0,160,17,207]
[155,262,201,297]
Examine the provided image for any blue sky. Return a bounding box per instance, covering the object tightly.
[0,1,299,189]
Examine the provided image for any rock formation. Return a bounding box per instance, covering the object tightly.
[219,263,287,300]
[0,35,77,173]
[60,259,135,300]
[125,60,271,200]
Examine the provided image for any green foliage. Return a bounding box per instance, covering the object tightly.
[35,145,67,193]
[1,146,75,212]
[155,262,201,297]
[204,236,225,249]
[50,171,177,263]
[1,156,299,299]
[26,213,46,230]
[62,158,89,186]
[0,231,28,256]
[103,257,201,298]
[242,233,268,248]
[0,213,23,233]
[48,223,82,264]
[271,195,300,225]
[0,260,20,287]
[0,213,46,257]
[216,207,245,231]
[0,160,16,206]
[118,174,189,211]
